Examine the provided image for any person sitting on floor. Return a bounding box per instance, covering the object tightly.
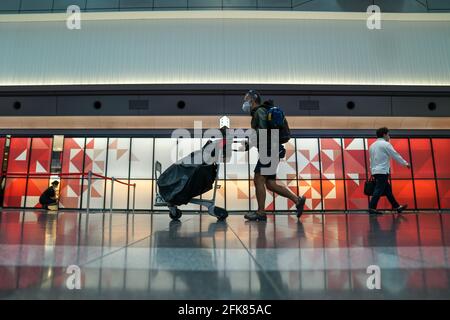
[39,180,59,210]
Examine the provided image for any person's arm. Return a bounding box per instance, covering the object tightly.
[386,143,409,166]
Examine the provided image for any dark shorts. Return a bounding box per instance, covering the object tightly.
[254,145,286,180]
[254,159,277,180]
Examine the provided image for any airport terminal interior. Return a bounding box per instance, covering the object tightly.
[1,0,450,300]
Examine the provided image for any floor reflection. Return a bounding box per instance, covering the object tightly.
[0,210,449,299]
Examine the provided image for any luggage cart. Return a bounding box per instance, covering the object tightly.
[154,160,228,221]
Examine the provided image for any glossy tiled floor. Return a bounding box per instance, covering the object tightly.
[1,210,450,299]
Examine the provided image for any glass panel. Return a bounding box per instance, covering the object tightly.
[25,179,50,208]
[59,178,82,209]
[128,180,152,210]
[62,137,85,174]
[3,178,26,207]
[343,138,366,178]
[296,138,320,179]
[7,137,31,174]
[320,138,344,179]
[277,139,297,180]
[106,138,130,179]
[410,139,434,178]
[154,138,177,173]
[29,138,52,174]
[202,138,224,180]
[250,181,274,211]
[85,137,107,176]
[202,179,225,210]
[391,180,415,210]
[177,138,196,160]
[433,139,450,178]
[414,180,438,209]
[274,180,298,210]
[130,138,153,179]
[81,179,105,209]
[60,138,85,209]
[298,179,322,210]
[346,179,367,210]
[322,179,345,210]
[437,180,450,209]
[226,180,250,211]
[105,179,129,210]
[390,139,412,179]
[226,138,248,179]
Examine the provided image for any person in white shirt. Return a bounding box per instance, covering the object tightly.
[368,127,410,214]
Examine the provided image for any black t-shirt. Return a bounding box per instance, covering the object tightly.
[40,187,55,202]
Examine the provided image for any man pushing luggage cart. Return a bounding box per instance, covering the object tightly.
[154,126,229,221]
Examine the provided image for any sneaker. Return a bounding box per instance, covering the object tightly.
[368,208,383,215]
[296,196,306,218]
[244,212,267,221]
[396,204,408,213]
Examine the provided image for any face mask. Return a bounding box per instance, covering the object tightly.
[242,101,252,113]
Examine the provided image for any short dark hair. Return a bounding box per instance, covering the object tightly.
[376,127,389,138]
[263,99,274,107]
[246,90,261,105]
[51,180,59,186]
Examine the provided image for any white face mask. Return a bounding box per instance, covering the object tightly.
[242,101,252,113]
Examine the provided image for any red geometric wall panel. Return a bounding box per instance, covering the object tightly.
[84,138,107,175]
[25,179,50,208]
[390,139,412,179]
[322,179,345,210]
[343,138,366,177]
[7,138,31,174]
[432,139,450,178]
[410,139,435,179]
[59,138,85,209]
[414,180,439,209]
[391,180,416,210]
[320,138,344,179]
[343,138,367,210]
[2,136,450,211]
[3,178,26,207]
[28,138,52,174]
[298,179,322,210]
[296,138,320,179]
[437,180,450,209]
[346,179,367,210]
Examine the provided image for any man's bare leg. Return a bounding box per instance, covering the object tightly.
[265,179,306,218]
[245,173,268,221]
[254,173,267,214]
[265,179,297,202]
